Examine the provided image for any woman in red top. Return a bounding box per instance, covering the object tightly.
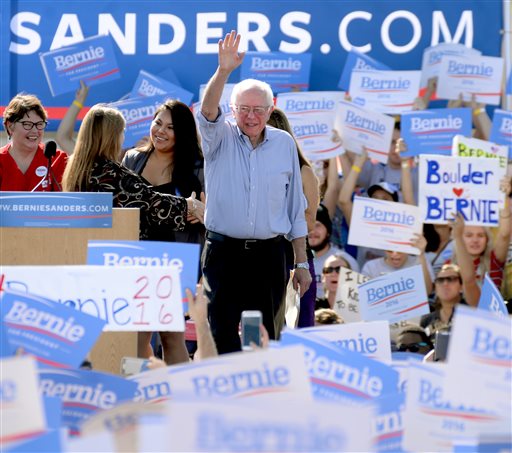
[1,94,67,191]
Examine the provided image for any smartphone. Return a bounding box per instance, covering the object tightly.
[120,357,150,376]
[241,310,262,351]
[434,330,451,362]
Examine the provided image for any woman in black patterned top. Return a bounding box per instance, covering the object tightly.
[62,104,204,236]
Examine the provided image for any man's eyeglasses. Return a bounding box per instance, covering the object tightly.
[233,105,271,116]
[17,120,48,131]
[397,342,429,353]
[435,275,460,285]
[323,266,341,274]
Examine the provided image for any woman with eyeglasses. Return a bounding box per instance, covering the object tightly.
[420,264,467,340]
[315,253,352,310]
[1,93,68,191]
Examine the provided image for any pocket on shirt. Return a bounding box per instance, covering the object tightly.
[268,174,289,221]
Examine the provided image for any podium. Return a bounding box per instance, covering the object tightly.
[0,208,140,374]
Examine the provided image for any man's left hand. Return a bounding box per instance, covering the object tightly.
[292,268,312,297]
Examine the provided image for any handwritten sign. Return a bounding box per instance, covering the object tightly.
[0,192,112,228]
[400,108,472,156]
[0,356,46,448]
[338,50,390,91]
[39,34,120,97]
[350,70,421,114]
[358,265,429,324]
[335,101,395,163]
[299,321,392,362]
[276,91,345,161]
[490,109,512,159]
[0,289,105,368]
[418,155,506,226]
[2,265,184,332]
[478,274,508,317]
[437,55,504,105]
[130,69,194,105]
[348,197,422,255]
[333,267,369,323]
[240,52,312,93]
[452,135,508,169]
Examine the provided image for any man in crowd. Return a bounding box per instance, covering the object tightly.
[197,30,311,354]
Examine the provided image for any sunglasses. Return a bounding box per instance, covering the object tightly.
[323,266,341,274]
[435,275,461,284]
[397,342,429,353]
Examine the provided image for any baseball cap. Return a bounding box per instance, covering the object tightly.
[367,182,399,202]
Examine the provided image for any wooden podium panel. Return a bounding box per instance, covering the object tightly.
[0,208,140,375]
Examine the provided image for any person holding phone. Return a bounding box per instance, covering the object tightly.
[197,30,311,354]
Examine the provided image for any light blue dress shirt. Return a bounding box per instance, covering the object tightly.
[197,109,307,240]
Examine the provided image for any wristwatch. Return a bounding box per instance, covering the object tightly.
[294,262,309,270]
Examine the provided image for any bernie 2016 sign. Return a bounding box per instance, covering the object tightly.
[418,155,506,227]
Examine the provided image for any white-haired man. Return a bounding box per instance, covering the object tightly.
[197,30,311,353]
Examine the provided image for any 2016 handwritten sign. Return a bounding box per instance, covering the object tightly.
[349,70,421,114]
[333,267,369,323]
[334,101,395,163]
[358,265,429,324]
[348,197,422,255]
[1,265,184,332]
[276,91,345,161]
[437,55,504,105]
[418,155,506,226]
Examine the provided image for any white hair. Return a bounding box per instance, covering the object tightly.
[230,78,274,106]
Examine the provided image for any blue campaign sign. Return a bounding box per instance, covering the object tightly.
[0,192,113,228]
[39,34,120,97]
[490,109,512,159]
[87,240,200,308]
[280,329,398,403]
[109,94,170,149]
[507,70,512,95]
[38,367,138,435]
[130,70,194,105]
[338,50,391,90]
[5,430,62,453]
[240,52,312,93]
[373,392,405,453]
[0,289,106,368]
[0,319,14,358]
[478,273,508,317]
[401,108,472,156]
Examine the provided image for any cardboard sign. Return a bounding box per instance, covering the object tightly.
[280,330,398,403]
[478,274,508,317]
[0,356,46,448]
[437,55,504,105]
[489,109,512,159]
[130,69,194,105]
[240,52,312,93]
[349,70,421,114]
[39,34,120,97]
[358,265,429,324]
[451,135,508,169]
[1,290,105,368]
[348,197,422,255]
[333,267,369,323]
[1,265,185,332]
[418,155,506,226]
[400,108,472,156]
[276,91,345,161]
[166,399,374,452]
[38,367,138,435]
[420,43,481,94]
[335,101,395,163]
[0,192,112,228]
[338,50,390,91]
[372,392,406,452]
[166,346,313,401]
[299,321,392,362]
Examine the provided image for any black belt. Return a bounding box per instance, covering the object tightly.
[206,230,283,250]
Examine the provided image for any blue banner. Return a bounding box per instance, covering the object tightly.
[240,52,312,93]
[489,109,512,159]
[401,108,472,156]
[338,50,390,90]
[39,34,120,97]
[1,290,106,368]
[0,192,113,228]
[478,273,508,317]
[130,70,194,105]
